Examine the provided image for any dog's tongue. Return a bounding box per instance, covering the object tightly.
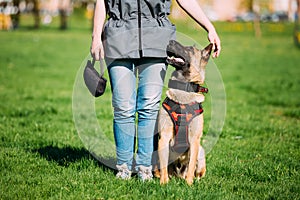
[167,56,185,64]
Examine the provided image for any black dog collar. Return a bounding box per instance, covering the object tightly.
[168,79,208,93]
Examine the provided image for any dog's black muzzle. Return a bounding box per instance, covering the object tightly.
[166,40,191,69]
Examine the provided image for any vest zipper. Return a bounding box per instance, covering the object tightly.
[137,0,142,57]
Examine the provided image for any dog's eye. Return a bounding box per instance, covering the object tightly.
[185,47,194,55]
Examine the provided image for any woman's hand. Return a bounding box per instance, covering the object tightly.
[90,36,104,60]
[208,29,221,58]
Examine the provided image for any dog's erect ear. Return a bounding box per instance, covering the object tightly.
[202,43,213,58]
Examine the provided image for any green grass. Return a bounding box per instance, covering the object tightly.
[1,10,300,199]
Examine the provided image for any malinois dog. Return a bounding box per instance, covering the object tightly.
[156,40,213,185]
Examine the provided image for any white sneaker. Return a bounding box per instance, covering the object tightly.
[137,166,153,181]
[116,163,132,180]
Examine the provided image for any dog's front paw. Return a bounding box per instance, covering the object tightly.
[160,168,169,184]
[186,177,194,186]
[160,176,169,185]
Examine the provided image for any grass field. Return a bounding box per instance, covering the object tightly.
[1,10,300,199]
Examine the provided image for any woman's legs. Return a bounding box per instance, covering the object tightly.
[108,58,166,179]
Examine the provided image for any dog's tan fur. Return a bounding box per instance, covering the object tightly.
[156,41,213,185]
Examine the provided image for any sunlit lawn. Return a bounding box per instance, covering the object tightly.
[0,9,299,199]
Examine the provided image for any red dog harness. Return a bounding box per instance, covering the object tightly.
[162,79,208,154]
[162,97,204,154]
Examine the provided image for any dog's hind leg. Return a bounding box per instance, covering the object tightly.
[195,145,206,179]
[153,164,160,178]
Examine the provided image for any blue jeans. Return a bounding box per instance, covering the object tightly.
[107,58,167,171]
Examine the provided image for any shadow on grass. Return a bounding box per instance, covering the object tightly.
[34,145,116,171]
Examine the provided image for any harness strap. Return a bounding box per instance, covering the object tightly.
[162,97,203,154]
[168,79,209,93]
